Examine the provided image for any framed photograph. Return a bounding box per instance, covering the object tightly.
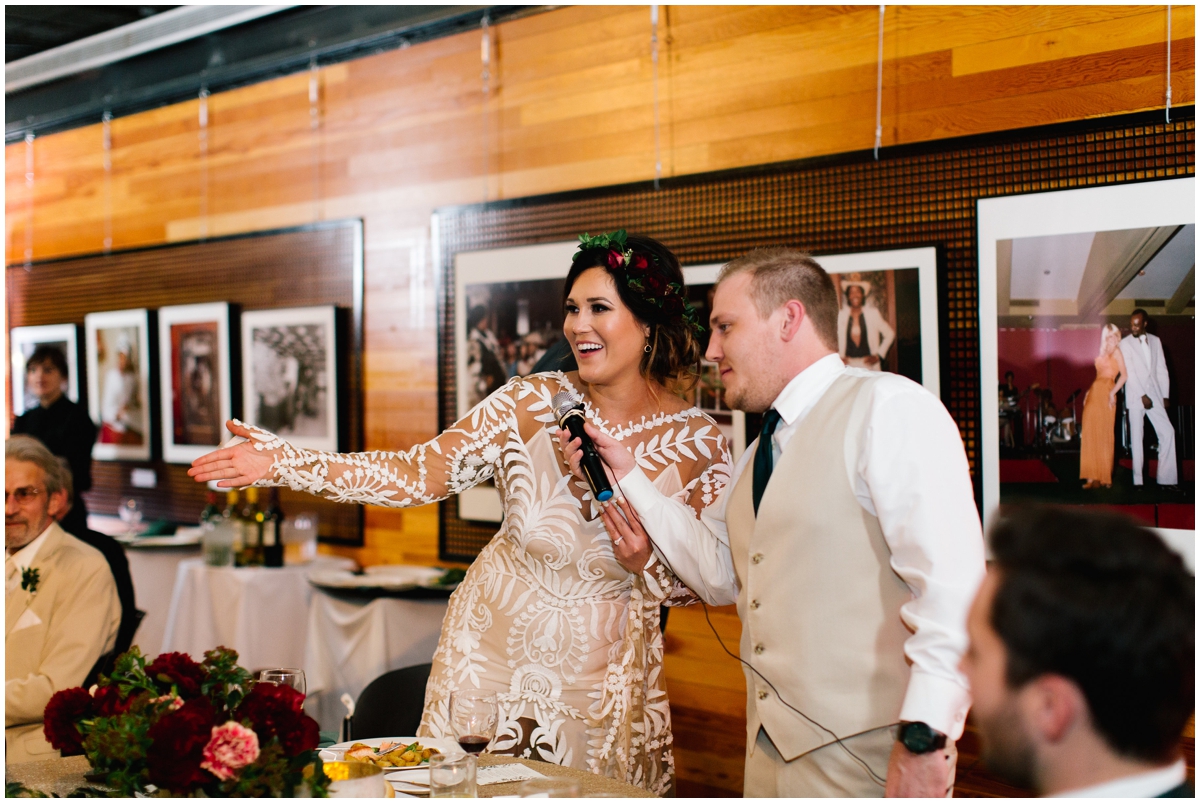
[10,323,80,415]
[158,303,234,464]
[241,305,339,452]
[85,309,153,461]
[979,178,1195,562]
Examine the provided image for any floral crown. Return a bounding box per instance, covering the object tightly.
[576,230,705,336]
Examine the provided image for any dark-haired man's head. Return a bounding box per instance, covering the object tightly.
[25,345,69,407]
[1130,308,1149,337]
[961,506,1194,795]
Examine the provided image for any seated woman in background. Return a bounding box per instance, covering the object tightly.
[189,232,730,795]
[1079,323,1127,489]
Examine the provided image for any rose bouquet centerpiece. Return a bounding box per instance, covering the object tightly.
[42,647,330,797]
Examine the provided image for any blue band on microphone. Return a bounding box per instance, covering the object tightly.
[596,489,614,502]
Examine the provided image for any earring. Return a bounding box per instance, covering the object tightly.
[644,344,652,353]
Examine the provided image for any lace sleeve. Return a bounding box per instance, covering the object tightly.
[245,376,527,507]
[641,424,733,606]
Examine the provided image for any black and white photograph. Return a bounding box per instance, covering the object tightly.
[980,178,1195,550]
[241,306,338,452]
[158,302,234,464]
[84,308,152,461]
[9,323,80,414]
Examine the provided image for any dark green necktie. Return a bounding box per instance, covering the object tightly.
[752,408,783,515]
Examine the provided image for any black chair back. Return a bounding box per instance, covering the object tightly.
[350,663,433,741]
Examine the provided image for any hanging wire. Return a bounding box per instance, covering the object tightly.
[309,55,322,221]
[102,111,113,254]
[1165,5,1172,124]
[23,132,35,269]
[873,5,885,161]
[481,14,491,203]
[651,4,663,190]
[198,86,210,240]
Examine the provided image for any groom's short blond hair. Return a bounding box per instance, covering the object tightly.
[717,248,839,351]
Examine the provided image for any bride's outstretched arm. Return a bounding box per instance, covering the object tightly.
[188,378,524,508]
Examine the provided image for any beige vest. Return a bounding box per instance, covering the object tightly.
[728,373,911,760]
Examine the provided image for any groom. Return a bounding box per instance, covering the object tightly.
[563,248,985,796]
[1118,309,1177,487]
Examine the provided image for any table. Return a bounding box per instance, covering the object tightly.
[124,544,202,658]
[304,589,449,733]
[5,753,655,798]
[161,556,353,672]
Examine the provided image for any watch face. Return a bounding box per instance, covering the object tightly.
[902,722,936,753]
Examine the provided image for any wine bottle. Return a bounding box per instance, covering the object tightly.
[241,487,264,567]
[262,488,284,568]
[199,491,221,525]
[223,490,244,564]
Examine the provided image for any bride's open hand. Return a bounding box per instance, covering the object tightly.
[187,420,277,487]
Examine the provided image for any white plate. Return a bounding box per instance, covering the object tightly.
[363,565,446,586]
[319,736,463,765]
[307,570,423,590]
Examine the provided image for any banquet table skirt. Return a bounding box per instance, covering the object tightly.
[304,590,449,733]
[124,544,202,658]
[161,556,353,672]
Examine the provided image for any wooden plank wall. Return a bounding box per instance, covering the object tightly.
[5,6,1193,796]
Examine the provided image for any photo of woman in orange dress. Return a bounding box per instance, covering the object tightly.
[1079,323,1127,489]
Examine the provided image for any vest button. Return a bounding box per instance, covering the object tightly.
[751,553,764,564]
[750,599,760,610]
[757,690,769,700]
[754,644,764,655]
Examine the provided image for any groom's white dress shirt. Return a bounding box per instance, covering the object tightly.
[619,353,985,740]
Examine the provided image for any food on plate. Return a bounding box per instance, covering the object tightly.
[436,568,466,587]
[344,741,441,767]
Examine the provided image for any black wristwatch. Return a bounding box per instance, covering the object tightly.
[897,721,947,754]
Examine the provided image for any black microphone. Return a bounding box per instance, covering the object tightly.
[552,391,614,503]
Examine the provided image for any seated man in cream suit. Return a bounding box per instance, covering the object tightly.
[562,249,985,797]
[1118,309,1177,487]
[6,435,121,764]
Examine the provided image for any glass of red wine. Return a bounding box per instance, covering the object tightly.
[449,689,497,755]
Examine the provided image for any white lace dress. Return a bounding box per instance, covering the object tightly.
[250,372,731,794]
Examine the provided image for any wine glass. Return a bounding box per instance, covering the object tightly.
[448,689,497,755]
[118,497,143,536]
[259,668,306,697]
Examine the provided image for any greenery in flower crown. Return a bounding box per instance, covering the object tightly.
[41,647,330,798]
[577,230,705,336]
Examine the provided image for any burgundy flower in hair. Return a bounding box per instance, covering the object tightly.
[629,253,649,271]
[606,249,625,270]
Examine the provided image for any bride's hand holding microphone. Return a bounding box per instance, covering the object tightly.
[556,422,653,574]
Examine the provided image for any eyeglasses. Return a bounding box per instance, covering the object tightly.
[5,486,44,504]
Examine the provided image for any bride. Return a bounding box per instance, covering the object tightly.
[189,232,731,793]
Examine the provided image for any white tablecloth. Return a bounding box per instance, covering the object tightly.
[161,556,354,672]
[304,590,449,733]
[124,545,202,658]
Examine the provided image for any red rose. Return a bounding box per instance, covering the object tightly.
[605,249,625,270]
[237,683,318,756]
[43,687,93,755]
[146,652,206,698]
[645,273,666,294]
[629,253,649,271]
[146,697,217,790]
[91,684,134,718]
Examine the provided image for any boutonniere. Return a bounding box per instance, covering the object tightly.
[21,567,40,595]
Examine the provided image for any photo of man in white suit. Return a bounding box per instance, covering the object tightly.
[1118,309,1177,487]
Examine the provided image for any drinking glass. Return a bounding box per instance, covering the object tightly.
[118,497,143,536]
[202,520,235,567]
[429,753,477,798]
[517,778,581,797]
[259,668,306,697]
[449,689,497,755]
[320,760,387,798]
